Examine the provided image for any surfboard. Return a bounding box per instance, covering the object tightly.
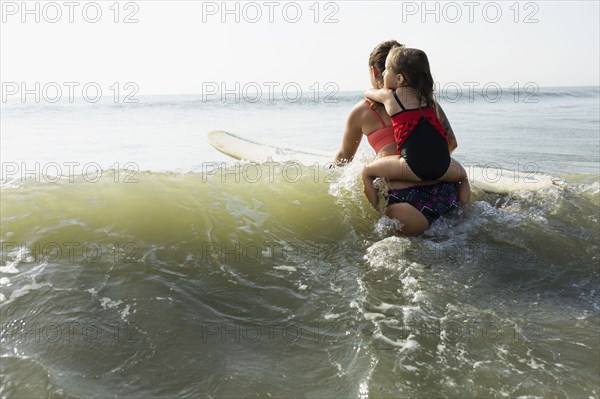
[207,130,332,164]
[207,130,566,194]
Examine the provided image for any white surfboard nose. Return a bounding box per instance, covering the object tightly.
[207,130,333,165]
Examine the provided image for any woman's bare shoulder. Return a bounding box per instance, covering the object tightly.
[352,98,370,111]
[349,98,376,119]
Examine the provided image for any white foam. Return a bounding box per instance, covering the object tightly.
[411,290,430,305]
[401,365,419,372]
[8,283,51,302]
[380,318,400,326]
[526,358,545,370]
[364,236,413,270]
[358,381,369,399]
[328,154,369,198]
[571,341,592,348]
[374,332,419,352]
[373,302,402,311]
[100,297,123,309]
[329,282,342,293]
[0,246,36,274]
[374,216,403,236]
[473,360,492,368]
[523,349,546,370]
[273,265,297,272]
[333,362,345,377]
[577,181,599,197]
[401,276,419,289]
[261,247,272,258]
[402,305,425,324]
[120,305,131,321]
[363,312,385,321]
[0,264,20,274]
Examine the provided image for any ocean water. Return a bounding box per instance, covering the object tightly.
[1,87,599,398]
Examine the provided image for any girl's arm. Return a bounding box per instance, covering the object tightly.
[365,88,402,116]
[364,88,392,104]
[434,101,458,153]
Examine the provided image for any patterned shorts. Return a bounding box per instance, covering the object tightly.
[386,182,460,224]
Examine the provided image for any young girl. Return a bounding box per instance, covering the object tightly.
[362,46,470,209]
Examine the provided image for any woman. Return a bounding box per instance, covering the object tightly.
[335,40,466,236]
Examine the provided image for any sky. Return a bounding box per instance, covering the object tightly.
[1,0,599,96]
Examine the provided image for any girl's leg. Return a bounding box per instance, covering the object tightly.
[439,158,470,205]
[361,156,421,209]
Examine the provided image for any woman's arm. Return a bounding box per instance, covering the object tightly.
[335,103,365,165]
[434,101,458,153]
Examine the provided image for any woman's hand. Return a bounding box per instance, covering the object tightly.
[333,154,350,167]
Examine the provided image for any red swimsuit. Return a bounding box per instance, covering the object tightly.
[389,91,451,180]
[391,108,447,150]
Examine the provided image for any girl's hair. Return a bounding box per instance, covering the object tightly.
[387,47,435,108]
[368,40,404,80]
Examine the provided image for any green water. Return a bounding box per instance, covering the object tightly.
[1,166,598,398]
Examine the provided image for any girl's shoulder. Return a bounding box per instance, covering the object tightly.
[395,87,425,108]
